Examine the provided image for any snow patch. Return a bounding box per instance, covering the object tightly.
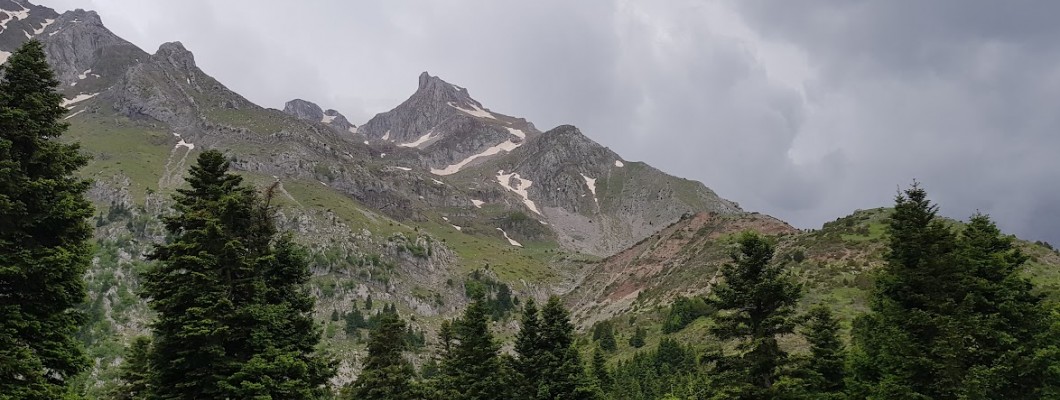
[33,18,54,35]
[496,170,540,215]
[172,132,195,150]
[442,216,449,221]
[452,224,463,231]
[398,131,434,148]
[505,127,526,139]
[0,6,29,31]
[497,228,522,247]
[321,114,336,124]
[381,130,391,141]
[78,69,92,80]
[393,166,411,171]
[581,173,598,204]
[471,199,484,208]
[0,50,10,65]
[63,109,85,120]
[614,160,624,167]
[61,93,98,108]
[319,181,328,186]
[380,153,386,158]
[431,179,445,185]
[363,140,369,145]
[448,101,496,119]
[431,139,521,175]
[22,30,30,39]
[349,126,358,134]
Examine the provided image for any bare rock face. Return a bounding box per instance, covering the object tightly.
[0,0,59,59]
[284,98,325,122]
[486,124,742,256]
[358,72,539,174]
[282,99,357,133]
[323,109,355,132]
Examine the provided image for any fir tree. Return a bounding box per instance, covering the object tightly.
[591,348,612,391]
[346,312,417,400]
[953,214,1059,397]
[849,184,967,399]
[513,298,542,400]
[439,295,508,400]
[628,325,646,349]
[0,40,94,399]
[592,321,617,352]
[710,231,801,398]
[109,336,153,400]
[534,296,598,400]
[143,151,332,399]
[801,305,845,399]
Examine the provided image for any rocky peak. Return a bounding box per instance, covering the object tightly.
[0,0,60,63]
[61,8,102,26]
[323,109,355,132]
[359,71,496,143]
[284,98,324,122]
[417,71,472,105]
[154,41,196,69]
[283,99,356,133]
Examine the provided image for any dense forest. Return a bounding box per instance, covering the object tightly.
[3,39,1060,400]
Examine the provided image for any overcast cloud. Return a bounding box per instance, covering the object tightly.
[40,0,1060,244]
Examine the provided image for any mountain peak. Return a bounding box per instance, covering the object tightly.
[414,71,472,106]
[284,98,324,121]
[155,41,195,68]
[63,8,102,25]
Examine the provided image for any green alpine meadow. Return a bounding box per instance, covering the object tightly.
[2,1,1059,399]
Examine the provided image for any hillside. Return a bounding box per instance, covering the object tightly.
[567,207,1060,360]
[3,0,1060,395]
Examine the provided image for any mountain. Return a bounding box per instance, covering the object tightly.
[283,98,357,133]
[0,0,751,389]
[3,0,1059,395]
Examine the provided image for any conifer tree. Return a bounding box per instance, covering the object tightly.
[110,336,153,400]
[710,231,801,398]
[801,305,845,399]
[346,311,417,400]
[628,325,646,349]
[848,184,968,399]
[513,298,542,400]
[591,348,612,392]
[535,296,598,400]
[143,150,332,399]
[0,40,94,399]
[439,295,508,400]
[954,214,1058,397]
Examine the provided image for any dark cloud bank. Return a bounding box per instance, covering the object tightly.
[42,0,1060,244]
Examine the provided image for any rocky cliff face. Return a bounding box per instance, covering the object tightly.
[283,98,357,133]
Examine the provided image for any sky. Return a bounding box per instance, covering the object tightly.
[40,0,1060,244]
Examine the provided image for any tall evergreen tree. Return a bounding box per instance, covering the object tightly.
[849,184,960,399]
[710,231,801,399]
[346,311,417,400]
[513,298,542,400]
[109,336,153,400]
[801,305,845,399]
[534,296,598,400]
[591,348,612,392]
[0,40,94,399]
[438,295,508,400]
[953,214,1059,398]
[143,150,332,399]
[849,184,1060,399]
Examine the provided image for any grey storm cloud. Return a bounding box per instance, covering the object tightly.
[40,0,1060,244]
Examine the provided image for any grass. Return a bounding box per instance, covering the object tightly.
[63,112,175,204]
